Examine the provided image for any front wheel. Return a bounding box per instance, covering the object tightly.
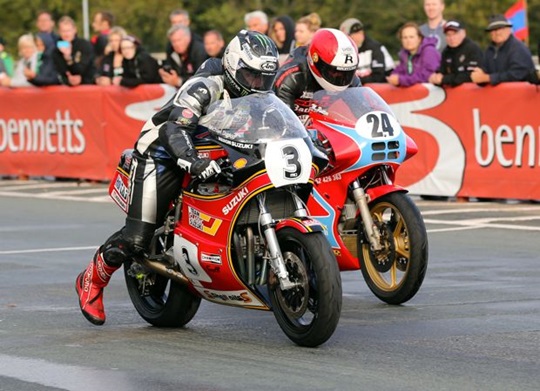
[358,192,428,305]
[124,259,201,327]
[269,229,342,347]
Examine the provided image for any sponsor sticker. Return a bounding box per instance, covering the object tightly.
[201,252,222,265]
[261,61,277,71]
[233,158,247,169]
[188,206,222,235]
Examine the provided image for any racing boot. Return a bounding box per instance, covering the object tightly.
[75,250,120,325]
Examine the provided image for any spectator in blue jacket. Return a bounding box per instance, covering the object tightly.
[471,14,535,86]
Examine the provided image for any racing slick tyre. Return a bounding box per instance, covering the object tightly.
[269,228,342,347]
[358,192,428,305]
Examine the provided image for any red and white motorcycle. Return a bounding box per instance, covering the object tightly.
[110,93,342,347]
[306,87,428,304]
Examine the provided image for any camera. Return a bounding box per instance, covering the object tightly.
[161,64,172,73]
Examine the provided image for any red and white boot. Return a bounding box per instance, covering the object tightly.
[75,251,120,325]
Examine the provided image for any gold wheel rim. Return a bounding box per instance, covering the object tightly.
[362,202,410,292]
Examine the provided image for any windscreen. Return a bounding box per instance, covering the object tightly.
[311,87,396,126]
[199,93,308,144]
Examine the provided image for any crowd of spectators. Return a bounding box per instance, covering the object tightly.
[0,1,538,90]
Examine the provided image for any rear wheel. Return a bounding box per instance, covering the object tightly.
[358,192,428,304]
[269,228,342,347]
[124,259,201,327]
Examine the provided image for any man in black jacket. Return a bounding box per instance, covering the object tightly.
[429,20,483,87]
[340,18,394,84]
[52,16,96,85]
[274,28,360,125]
[159,24,208,88]
[91,10,115,68]
[471,14,535,85]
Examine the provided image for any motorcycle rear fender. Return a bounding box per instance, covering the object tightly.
[275,217,325,234]
[366,185,407,203]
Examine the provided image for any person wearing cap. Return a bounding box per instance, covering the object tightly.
[471,14,535,86]
[428,20,483,87]
[340,18,395,84]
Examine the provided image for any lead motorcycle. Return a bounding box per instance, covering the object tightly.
[109,93,342,347]
[306,87,428,304]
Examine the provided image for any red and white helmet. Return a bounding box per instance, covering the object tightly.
[307,28,359,92]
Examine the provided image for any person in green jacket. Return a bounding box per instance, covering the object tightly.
[0,36,15,77]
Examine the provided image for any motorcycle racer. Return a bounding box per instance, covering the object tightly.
[274,28,361,125]
[75,30,279,325]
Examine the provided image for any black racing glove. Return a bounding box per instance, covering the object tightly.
[178,157,221,180]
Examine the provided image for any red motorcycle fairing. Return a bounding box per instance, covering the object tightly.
[174,172,271,309]
[173,165,320,310]
[115,92,343,347]
[306,88,420,271]
[405,134,419,160]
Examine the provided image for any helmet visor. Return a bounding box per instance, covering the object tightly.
[236,60,277,92]
[314,59,356,87]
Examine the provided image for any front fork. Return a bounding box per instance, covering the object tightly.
[351,180,382,252]
[257,193,304,291]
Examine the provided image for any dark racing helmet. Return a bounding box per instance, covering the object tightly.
[223,30,279,97]
[307,28,359,92]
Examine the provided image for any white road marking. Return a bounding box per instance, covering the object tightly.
[44,188,108,196]
[0,354,132,391]
[0,191,111,202]
[0,246,97,255]
[0,180,109,202]
[0,181,101,191]
[422,206,540,215]
[424,215,540,232]
[426,226,485,233]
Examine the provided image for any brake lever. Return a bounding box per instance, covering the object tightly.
[215,157,234,185]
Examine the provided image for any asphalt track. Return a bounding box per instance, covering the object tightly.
[0,179,539,391]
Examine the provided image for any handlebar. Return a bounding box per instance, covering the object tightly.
[186,157,233,193]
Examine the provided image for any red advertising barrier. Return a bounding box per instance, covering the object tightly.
[0,83,539,199]
[0,85,176,180]
[375,83,540,200]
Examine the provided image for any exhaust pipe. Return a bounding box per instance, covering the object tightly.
[140,258,190,286]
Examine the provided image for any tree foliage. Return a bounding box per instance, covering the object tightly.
[0,0,538,58]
